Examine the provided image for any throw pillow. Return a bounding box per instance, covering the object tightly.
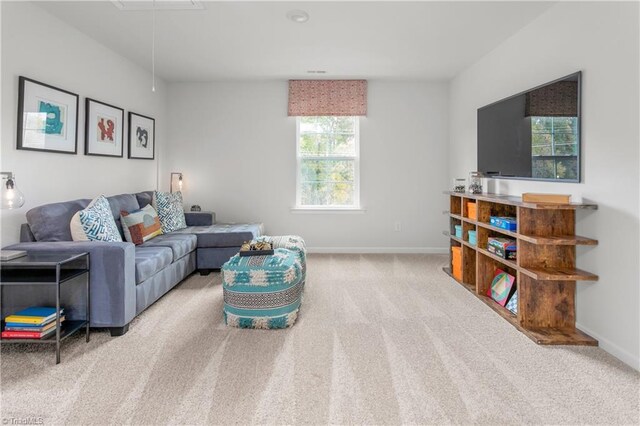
[120,204,163,245]
[153,191,187,233]
[70,195,123,242]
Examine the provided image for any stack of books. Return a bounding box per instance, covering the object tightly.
[2,307,65,339]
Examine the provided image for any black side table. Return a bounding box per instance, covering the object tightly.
[0,252,90,364]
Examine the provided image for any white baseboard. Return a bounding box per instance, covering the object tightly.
[576,322,640,371]
[307,247,448,254]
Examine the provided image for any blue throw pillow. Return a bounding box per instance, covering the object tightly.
[153,191,187,233]
[70,195,122,242]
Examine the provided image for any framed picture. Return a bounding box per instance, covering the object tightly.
[128,112,155,160]
[17,76,79,154]
[85,98,124,157]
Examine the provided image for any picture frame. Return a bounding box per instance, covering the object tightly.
[17,76,79,154]
[128,112,155,160]
[85,98,124,157]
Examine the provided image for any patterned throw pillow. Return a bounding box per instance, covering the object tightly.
[70,195,123,242]
[120,204,163,245]
[153,191,187,233]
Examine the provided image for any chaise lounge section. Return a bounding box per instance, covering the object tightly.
[5,191,262,335]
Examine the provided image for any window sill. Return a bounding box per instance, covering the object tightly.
[290,207,366,214]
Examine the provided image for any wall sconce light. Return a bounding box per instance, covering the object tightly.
[170,172,183,193]
[1,172,26,209]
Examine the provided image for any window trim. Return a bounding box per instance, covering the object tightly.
[295,116,361,210]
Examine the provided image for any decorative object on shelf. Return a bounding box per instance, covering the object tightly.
[17,76,79,154]
[488,269,516,307]
[505,290,518,314]
[239,240,274,257]
[190,205,201,212]
[0,172,25,209]
[0,250,26,261]
[468,230,477,246]
[488,237,517,260]
[452,178,466,193]
[468,171,483,194]
[451,246,462,281]
[128,112,155,159]
[522,193,571,204]
[490,216,517,231]
[85,98,124,157]
[467,201,477,220]
[2,307,65,340]
[454,225,462,238]
[170,172,183,193]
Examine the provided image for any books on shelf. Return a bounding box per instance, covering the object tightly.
[2,307,65,340]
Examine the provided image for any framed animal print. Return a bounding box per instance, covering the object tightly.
[17,76,79,154]
[85,98,124,157]
[128,112,155,160]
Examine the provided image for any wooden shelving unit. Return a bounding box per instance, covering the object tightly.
[443,191,599,346]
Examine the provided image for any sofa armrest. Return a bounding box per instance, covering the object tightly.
[4,241,136,328]
[185,211,215,226]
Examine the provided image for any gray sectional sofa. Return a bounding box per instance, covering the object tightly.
[5,191,262,335]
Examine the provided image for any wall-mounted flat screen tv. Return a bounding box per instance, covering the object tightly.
[477,72,581,182]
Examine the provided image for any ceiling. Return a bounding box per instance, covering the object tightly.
[34,1,554,82]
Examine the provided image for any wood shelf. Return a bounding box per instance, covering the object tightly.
[444,191,598,210]
[520,266,598,281]
[518,234,598,245]
[476,221,519,238]
[444,191,599,346]
[477,247,519,271]
[443,268,597,346]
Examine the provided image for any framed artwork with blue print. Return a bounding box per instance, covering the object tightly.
[128,112,155,160]
[17,76,79,154]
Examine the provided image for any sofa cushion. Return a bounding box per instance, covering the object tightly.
[153,191,187,233]
[140,233,196,261]
[26,199,90,241]
[70,196,123,242]
[121,204,163,245]
[173,223,263,248]
[135,191,154,208]
[135,246,173,284]
[106,194,141,239]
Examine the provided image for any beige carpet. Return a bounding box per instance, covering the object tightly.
[1,254,638,425]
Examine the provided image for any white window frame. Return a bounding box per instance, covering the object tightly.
[295,116,361,210]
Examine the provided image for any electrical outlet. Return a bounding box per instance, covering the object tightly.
[394,221,402,232]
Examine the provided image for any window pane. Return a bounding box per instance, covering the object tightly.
[297,116,359,207]
[299,133,356,156]
[300,182,354,206]
[300,159,355,184]
[299,116,356,156]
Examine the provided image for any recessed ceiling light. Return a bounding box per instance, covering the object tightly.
[286,10,309,23]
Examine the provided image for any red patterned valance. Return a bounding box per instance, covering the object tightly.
[288,80,367,116]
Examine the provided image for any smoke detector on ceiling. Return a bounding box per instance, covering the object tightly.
[286,10,309,23]
[111,1,204,11]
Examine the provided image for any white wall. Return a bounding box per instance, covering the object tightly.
[449,1,639,369]
[163,80,449,252]
[0,2,166,245]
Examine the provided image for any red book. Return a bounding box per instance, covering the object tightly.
[1,329,53,339]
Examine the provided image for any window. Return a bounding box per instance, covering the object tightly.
[531,116,578,180]
[296,116,360,209]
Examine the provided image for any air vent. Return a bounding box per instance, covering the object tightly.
[111,1,204,11]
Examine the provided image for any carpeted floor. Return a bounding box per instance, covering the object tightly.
[1,254,638,425]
